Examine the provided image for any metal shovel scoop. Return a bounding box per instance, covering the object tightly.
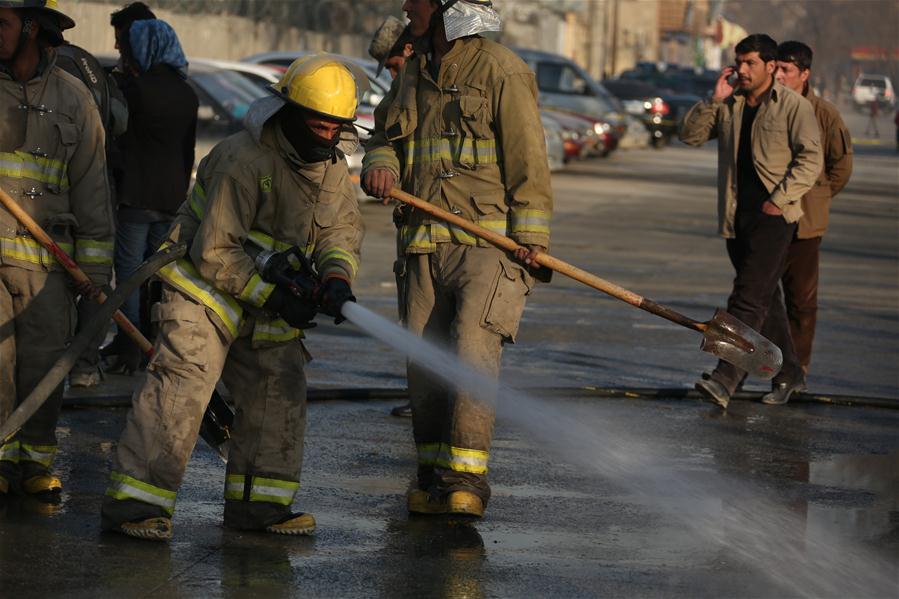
[387,187,784,379]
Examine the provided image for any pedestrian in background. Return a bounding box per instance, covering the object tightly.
[102,10,198,374]
[864,95,880,138]
[367,14,415,418]
[761,40,853,404]
[55,29,129,389]
[362,0,552,519]
[0,0,113,497]
[679,34,822,409]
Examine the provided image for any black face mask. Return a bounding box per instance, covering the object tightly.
[280,106,341,163]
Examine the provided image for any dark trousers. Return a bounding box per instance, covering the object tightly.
[761,236,821,374]
[711,211,802,391]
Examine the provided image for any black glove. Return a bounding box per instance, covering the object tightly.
[319,277,355,324]
[264,286,318,330]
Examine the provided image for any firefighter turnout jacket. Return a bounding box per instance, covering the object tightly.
[362,35,552,254]
[158,97,363,344]
[0,49,113,283]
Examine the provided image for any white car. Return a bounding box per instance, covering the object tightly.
[851,74,895,110]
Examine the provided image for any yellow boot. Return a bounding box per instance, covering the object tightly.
[447,490,484,518]
[22,473,62,495]
[407,489,448,515]
[265,512,316,535]
[118,517,173,541]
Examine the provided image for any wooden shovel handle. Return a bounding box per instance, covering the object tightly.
[388,187,705,333]
[0,186,154,355]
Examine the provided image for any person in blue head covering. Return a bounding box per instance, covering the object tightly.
[103,15,199,373]
[126,18,187,75]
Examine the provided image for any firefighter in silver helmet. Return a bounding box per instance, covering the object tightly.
[362,0,552,518]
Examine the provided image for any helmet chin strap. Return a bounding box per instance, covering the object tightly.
[7,17,36,66]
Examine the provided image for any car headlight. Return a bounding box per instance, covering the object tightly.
[593,122,611,135]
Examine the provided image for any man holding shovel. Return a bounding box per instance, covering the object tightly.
[361,0,552,518]
[679,34,822,408]
[0,0,114,497]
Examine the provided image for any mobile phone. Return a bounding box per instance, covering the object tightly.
[727,67,739,86]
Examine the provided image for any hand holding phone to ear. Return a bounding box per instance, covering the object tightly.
[713,66,737,102]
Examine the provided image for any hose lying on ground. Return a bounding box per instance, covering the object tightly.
[0,243,187,444]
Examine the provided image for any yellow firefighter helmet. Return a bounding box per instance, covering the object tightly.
[0,0,76,30]
[272,54,358,123]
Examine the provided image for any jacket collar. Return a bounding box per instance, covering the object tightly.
[0,46,54,83]
[734,77,780,106]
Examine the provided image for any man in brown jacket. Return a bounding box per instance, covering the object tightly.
[679,34,822,409]
[759,41,853,404]
[0,0,113,497]
[362,0,552,518]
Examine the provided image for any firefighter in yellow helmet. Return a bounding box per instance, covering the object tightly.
[100,55,364,541]
[0,0,113,497]
[362,0,552,518]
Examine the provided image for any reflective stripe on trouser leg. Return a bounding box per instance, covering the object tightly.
[6,269,72,455]
[224,474,299,505]
[417,442,489,475]
[221,330,307,529]
[405,252,453,490]
[101,288,231,527]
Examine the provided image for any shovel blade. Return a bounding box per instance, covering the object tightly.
[700,309,782,379]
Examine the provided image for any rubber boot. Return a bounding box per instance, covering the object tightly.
[407,488,448,515]
[447,490,484,518]
[116,517,173,541]
[265,512,316,536]
[22,473,62,495]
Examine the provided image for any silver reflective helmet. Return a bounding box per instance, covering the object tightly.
[440,0,501,42]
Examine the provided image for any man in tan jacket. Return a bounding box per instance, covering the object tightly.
[100,56,363,541]
[0,0,113,497]
[758,41,853,404]
[679,34,822,409]
[362,0,552,518]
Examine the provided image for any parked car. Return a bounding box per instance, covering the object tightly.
[602,79,699,148]
[513,47,628,157]
[541,109,600,161]
[540,112,566,172]
[851,74,896,111]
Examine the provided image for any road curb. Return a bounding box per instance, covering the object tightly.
[63,385,899,410]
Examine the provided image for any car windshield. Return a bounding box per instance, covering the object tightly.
[860,78,886,88]
[536,61,614,111]
[191,69,271,120]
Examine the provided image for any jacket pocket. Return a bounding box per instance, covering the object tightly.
[481,258,532,343]
[47,122,80,194]
[459,95,493,139]
[385,105,417,141]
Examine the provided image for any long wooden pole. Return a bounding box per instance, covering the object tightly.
[0,186,154,355]
[387,187,707,333]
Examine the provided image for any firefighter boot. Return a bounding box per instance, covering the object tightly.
[21,462,62,495]
[407,489,448,515]
[447,490,484,518]
[117,517,173,541]
[265,512,316,536]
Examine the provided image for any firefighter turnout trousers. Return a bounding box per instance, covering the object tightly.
[101,287,308,530]
[0,267,75,481]
[402,243,532,504]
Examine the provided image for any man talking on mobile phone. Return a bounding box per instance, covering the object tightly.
[678,34,822,409]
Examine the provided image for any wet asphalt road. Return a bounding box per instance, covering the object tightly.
[2,107,898,598]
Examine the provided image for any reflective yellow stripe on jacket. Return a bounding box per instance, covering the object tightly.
[400,219,509,253]
[402,137,498,169]
[224,474,299,506]
[0,150,69,190]
[416,442,489,475]
[75,239,114,266]
[0,235,73,267]
[106,471,177,515]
